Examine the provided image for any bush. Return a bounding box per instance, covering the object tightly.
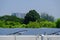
[39,21,56,28]
[27,21,40,28]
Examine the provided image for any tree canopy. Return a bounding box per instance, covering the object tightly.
[56,18,60,28]
[0,15,24,23]
[24,10,40,24]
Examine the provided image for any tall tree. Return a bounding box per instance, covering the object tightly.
[56,18,60,28]
[24,10,40,24]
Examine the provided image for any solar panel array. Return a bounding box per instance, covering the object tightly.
[0,28,60,35]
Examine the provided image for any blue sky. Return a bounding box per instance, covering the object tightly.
[0,0,60,19]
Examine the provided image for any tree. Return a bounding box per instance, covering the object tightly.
[24,10,40,24]
[56,18,60,28]
[41,13,54,22]
[0,15,23,23]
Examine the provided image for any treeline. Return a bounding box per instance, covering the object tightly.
[0,10,60,28]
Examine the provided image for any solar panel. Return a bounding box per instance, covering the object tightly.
[0,28,60,35]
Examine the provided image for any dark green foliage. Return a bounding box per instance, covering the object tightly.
[0,15,23,23]
[56,18,60,28]
[24,10,40,24]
